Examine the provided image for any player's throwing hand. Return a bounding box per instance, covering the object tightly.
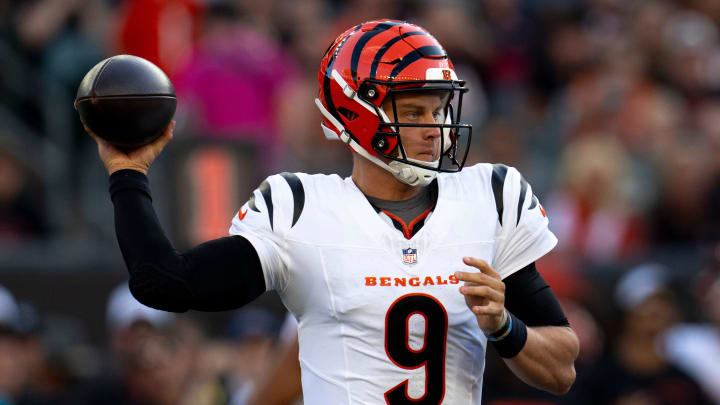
[83,119,175,175]
[455,257,507,335]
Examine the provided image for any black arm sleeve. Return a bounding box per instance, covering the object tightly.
[109,169,266,312]
[503,262,569,327]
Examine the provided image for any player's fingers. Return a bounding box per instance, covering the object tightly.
[454,271,505,291]
[81,122,100,142]
[463,257,501,279]
[459,285,504,303]
[90,132,124,160]
[166,120,176,138]
[78,116,98,138]
[79,118,124,160]
[131,120,175,162]
[148,120,175,152]
[470,303,504,317]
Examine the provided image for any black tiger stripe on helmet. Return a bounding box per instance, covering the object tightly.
[350,20,404,85]
[369,31,426,79]
[322,24,362,125]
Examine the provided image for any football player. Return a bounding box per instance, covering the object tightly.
[87,20,578,404]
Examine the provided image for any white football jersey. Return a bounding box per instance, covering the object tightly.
[229,163,557,405]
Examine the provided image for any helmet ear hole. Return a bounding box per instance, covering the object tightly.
[337,107,359,121]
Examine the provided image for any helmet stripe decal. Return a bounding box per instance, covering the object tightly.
[350,21,403,85]
[491,164,509,226]
[324,24,361,124]
[279,172,305,228]
[258,179,274,230]
[369,31,426,79]
[389,46,447,80]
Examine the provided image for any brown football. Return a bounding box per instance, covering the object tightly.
[74,55,176,149]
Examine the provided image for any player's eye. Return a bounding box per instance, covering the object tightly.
[404,111,419,120]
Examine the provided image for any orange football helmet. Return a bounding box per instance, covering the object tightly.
[316,19,472,186]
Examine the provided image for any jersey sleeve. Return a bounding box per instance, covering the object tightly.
[229,172,305,292]
[489,165,558,279]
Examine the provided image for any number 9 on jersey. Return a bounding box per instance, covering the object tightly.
[384,293,449,404]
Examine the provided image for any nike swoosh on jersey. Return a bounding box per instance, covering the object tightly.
[237,209,248,220]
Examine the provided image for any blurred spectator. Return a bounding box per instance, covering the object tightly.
[4,0,108,136]
[0,287,89,405]
[70,283,205,405]
[0,285,33,405]
[168,2,304,246]
[247,313,302,405]
[174,2,298,146]
[272,0,352,175]
[194,308,282,405]
[696,99,720,242]
[113,0,202,78]
[482,348,571,405]
[658,9,719,99]
[649,135,714,246]
[21,312,100,405]
[577,264,714,405]
[0,149,47,241]
[663,273,720,404]
[414,1,488,126]
[329,0,401,40]
[546,134,646,263]
[220,308,282,405]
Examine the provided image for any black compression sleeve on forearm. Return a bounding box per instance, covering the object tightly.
[503,262,569,327]
[109,169,266,312]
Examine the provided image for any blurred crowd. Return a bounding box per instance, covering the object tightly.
[1,0,720,404]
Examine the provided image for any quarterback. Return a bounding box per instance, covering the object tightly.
[88,20,578,404]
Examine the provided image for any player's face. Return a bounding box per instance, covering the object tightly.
[382,92,448,162]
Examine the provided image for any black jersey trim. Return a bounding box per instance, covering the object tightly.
[279,172,305,228]
[517,177,528,226]
[491,164,509,226]
[384,212,407,236]
[258,179,274,230]
[248,193,260,212]
[528,194,538,210]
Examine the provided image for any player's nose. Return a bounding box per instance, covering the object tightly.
[419,112,441,139]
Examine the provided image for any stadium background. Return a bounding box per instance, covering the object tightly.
[1,0,720,404]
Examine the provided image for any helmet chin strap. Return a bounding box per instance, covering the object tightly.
[315,69,444,188]
[315,99,437,187]
[388,159,438,187]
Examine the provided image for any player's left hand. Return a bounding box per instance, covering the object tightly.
[455,257,506,335]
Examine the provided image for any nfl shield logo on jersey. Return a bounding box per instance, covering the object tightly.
[402,248,418,265]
